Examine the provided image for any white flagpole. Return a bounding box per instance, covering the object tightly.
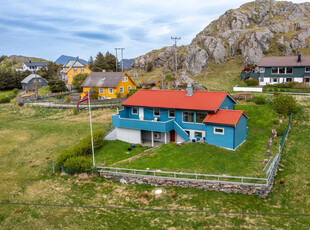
[88,90,95,166]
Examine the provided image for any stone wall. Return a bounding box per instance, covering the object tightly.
[99,171,276,198]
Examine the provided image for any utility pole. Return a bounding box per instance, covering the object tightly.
[171,36,181,73]
[114,48,125,72]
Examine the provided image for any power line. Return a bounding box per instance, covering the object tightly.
[171,36,181,73]
[114,48,125,72]
[1,202,309,217]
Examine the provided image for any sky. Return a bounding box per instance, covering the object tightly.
[0,0,306,61]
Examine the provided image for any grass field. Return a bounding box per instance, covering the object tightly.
[115,102,284,177]
[0,99,309,229]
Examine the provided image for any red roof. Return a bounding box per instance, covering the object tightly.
[203,109,248,126]
[122,89,235,111]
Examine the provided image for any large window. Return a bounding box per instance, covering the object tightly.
[154,108,160,116]
[108,88,113,94]
[132,107,138,115]
[168,109,175,118]
[272,67,278,74]
[183,111,194,123]
[99,88,103,94]
[120,87,124,93]
[279,67,285,74]
[195,112,208,123]
[272,67,293,74]
[286,67,293,74]
[214,127,224,135]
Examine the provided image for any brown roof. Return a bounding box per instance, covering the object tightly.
[81,72,127,88]
[259,56,310,67]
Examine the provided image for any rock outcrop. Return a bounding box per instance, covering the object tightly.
[132,0,310,76]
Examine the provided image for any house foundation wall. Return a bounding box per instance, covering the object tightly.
[115,127,141,144]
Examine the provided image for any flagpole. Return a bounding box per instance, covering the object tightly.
[88,89,95,167]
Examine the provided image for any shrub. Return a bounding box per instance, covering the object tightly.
[13,88,19,95]
[56,149,76,170]
[253,95,265,105]
[165,73,172,81]
[48,80,67,93]
[146,62,153,72]
[63,156,92,173]
[272,119,279,125]
[245,79,258,86]
[129,89,138,96]
[245,97,252,102]
[0,96,11,104]
[273,94,297,115]
[277,122,288,136]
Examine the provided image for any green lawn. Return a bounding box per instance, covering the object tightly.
[115,102,283,177]
[0,100,309,229]
[0,90,15,97]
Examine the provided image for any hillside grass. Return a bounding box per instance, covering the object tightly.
[0,99,309,229]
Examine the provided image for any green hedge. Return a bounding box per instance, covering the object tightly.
[63,156,92,173]
[253,95,266,105]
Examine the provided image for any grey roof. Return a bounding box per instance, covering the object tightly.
[63,60,86,68]
[259,56,310,67]
[21,74,46,84]
[24,62,48,67]
[81,72,127,88]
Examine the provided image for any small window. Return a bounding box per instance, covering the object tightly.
[185,130,190,136]
[168,109,175,118]
[279,67,285,74]
[183,111,194,123]
[273,78,278,83]
[99,88,103,94]
[305,67,310,72]
[154,108,160,116]
[81,67,85,72]
[132,107,138,115]
[214,127,224,135]
[108,88,113,94]
[122,77,128,82]
[120,87,124,93]
[74,67,77,73]
[305,78,310,84]
[259,77,264,82]
[286,78,292,82]
[259,67,265,73]
[286,67,292,74]
[194,131,202,138]
[272,67,278,74]
[128,86,131,92]
[195,112,208,123]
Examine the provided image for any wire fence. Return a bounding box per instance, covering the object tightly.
[97,115,292,187]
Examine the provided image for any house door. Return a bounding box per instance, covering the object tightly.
[139,107,144,119]
[170,130,175,142]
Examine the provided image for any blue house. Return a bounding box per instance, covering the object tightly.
[112,85,248,150]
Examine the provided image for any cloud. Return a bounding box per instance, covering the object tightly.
[73,31,122,42]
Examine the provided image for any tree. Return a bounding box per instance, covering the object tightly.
[103,52,118,72]
[88,56,94,70]
[92,52,105,72]
[48,80,67,92]
[89,87,98,100]
[146,62,153,72]
[38,62,61,81]
[72,73,88,92]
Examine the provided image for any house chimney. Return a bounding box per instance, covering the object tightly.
[76,56,79,60]
[29,60,32,63]
[297,53,301,62]
[102,69,106,72]
[186,84,193,96]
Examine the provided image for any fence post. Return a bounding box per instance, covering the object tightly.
[52,162,55,174]
[241,177,243,184]
[61,165,64,172]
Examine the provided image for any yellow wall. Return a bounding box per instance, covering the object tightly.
[80,73,136,99]
[67,66,92,85]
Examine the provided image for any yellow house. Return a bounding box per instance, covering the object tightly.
[80,72,137,99]
[61,59,92,90]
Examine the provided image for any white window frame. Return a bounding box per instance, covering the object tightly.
[99,88,103,94]
[286,67,293,74]
[108,88,113,94]
[305,67,310,73]
[259,67,265,73]
[153,108,160,117]
[214,127,224,135]
[122,77,128,82]
[120,87,124,93]
[81,67,85,72]
[128,86,131,92]
[183,111,194,123]
[168,109,175,118]
[195,112,208,124]
[73,67,78,73]
[194,131,203,138]
[259,77,264,82]
[132,107,138,115]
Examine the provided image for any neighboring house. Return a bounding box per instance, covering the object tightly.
[258,54,310,86]
[55,55,88,65]
[21,74,48,91]
[112,85,248,150]
[61,59,92,90]
[145,80,161,88]
[81,72,137,99]
[17,61,48,72]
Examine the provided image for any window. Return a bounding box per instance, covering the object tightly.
[305,67,310,72]
[305,78,310,84]
[195,112,207,123]
[132,107,138,115]
[259,67,265,73]
[183,111,194,123]
[194,131,202,138]
[108,88,113,94]
[154,108,160,116]
[272,67,278,74]
[272,78,278,83]
[214,127,224,135]
[81,67,85,72]
[185,130,190,136]
[286,78,292,82]
[279,67,285,74]
[128,86,131,92]
[168,109,175,118]
[122,77,128,82]
[99,88,103,94]
[120,87,124,93]
[259,77,264,82]
[74,67,77,73]
[286,67,293,74]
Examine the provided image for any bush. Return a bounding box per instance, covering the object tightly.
[277,122,288,136]
[129,89,138,96]
[146,62,153,72]
[165,73,172,81]
[272,119,279,125]
[13,88,19,95]
[63,156,92,173]
[273,94,297,115]
[48,80,67,93]
[245,97,252,102]
[56,149,76,170]
[245,79,258,86]
[253,95,265,105]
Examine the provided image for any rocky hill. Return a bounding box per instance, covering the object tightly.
[0,55,49,69]
[132,0,310,76]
